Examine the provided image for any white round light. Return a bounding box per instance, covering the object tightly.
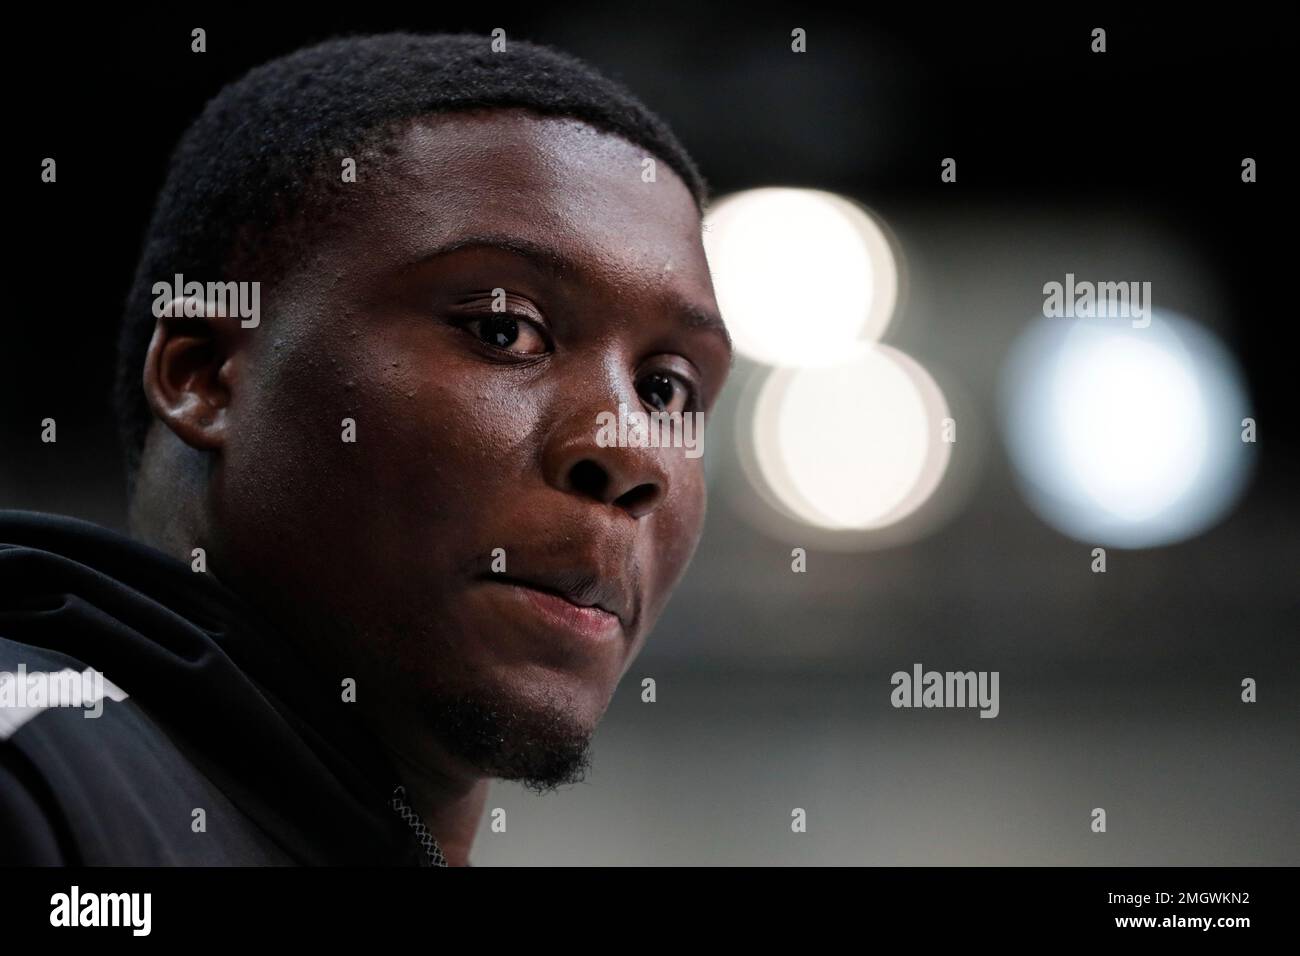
[1000,312,1254,548]
[703,188,898,367]
[747,345,951,530]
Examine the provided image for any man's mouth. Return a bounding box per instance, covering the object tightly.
[480,571,632,635]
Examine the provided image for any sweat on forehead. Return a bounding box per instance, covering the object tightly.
[315,112,707,270]
[255,110,726,378]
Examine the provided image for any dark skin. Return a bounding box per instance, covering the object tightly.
[132,108,731,865]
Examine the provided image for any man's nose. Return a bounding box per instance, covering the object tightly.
[542,395,671,520]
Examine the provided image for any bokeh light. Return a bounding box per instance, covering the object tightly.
[742,344,952,532]
[1000,311,1254,548]
[702,187,899,367]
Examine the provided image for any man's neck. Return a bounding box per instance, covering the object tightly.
[384,742,491,867]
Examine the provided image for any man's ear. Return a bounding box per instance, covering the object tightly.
[141,297,250,452]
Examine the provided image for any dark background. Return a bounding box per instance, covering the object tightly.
[4,5,1295,863]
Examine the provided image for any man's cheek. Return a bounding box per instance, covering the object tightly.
[665,472,708,553]
[639,502,702,614]
[657,486,708,593]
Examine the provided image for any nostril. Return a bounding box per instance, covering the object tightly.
[613,483,660,516]
[568,459,609,501]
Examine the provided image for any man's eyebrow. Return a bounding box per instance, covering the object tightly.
[409,233,581,280]
[674,300,733,362]
[414,233,733,361]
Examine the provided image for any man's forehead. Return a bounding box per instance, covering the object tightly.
[357,110,713,288]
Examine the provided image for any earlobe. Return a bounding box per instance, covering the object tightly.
[141,297,245,452]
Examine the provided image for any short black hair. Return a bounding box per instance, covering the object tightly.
[115,31,709,478]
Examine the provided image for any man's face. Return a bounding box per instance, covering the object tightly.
[207,109,730,786]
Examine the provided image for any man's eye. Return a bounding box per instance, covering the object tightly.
[637,371,694,414]
[463,314,549,355]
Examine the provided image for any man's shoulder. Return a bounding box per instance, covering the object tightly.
[0,511,419,867]
[0,635,293,866]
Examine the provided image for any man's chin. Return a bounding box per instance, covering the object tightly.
[423,681,596,793]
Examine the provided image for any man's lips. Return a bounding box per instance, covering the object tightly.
[480,572,632,631]
[489,582,622,645]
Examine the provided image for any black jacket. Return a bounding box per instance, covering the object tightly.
[0,510,427,865]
